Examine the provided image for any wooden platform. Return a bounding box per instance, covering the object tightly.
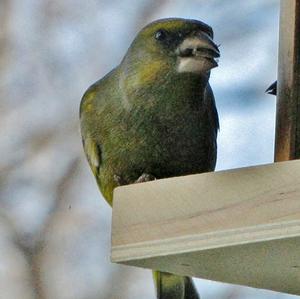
[111,160,300,295]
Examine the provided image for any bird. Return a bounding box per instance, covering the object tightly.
[80,18,220,299]
[266,80,277,95]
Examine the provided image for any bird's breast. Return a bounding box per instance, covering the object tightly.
[110,103,214,181]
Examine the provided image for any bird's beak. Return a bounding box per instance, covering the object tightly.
[176,32,220,74]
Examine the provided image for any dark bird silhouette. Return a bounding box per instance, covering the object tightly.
[266,81,277,95]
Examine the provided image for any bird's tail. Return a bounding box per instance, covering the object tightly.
[153,271,200,299]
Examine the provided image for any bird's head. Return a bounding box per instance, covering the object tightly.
[121,18,220,86]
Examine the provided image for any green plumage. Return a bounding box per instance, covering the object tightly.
[80,18,219,299]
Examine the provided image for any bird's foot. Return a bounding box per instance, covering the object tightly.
[135,173,156,183]
[113,174,127,186]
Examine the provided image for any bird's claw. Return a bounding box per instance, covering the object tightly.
[135,173,156,183]
[113,174,126,186]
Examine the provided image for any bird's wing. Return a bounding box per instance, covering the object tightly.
[204,83,219,134]
[202,83,219,171]
[80,69,121,205]
[79,84,102,177]
[82,134,101,176]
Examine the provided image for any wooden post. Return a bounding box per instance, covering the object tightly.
[275,0,300,161]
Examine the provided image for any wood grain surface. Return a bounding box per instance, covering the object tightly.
[275,0,300,161]
[112,160,300,294]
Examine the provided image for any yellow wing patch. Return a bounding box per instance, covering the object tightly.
[83,137,101,176]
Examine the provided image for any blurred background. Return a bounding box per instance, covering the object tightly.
[0,0,297,298]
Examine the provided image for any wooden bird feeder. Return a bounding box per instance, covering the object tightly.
[111,0,300,295]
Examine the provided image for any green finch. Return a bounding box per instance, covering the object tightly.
[80,18,220,299]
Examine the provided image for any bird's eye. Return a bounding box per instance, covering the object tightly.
[155,29,167,41]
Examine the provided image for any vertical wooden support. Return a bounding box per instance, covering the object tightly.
[275,0,300,161]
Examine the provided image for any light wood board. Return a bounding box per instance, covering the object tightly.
[112,160,300,295]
